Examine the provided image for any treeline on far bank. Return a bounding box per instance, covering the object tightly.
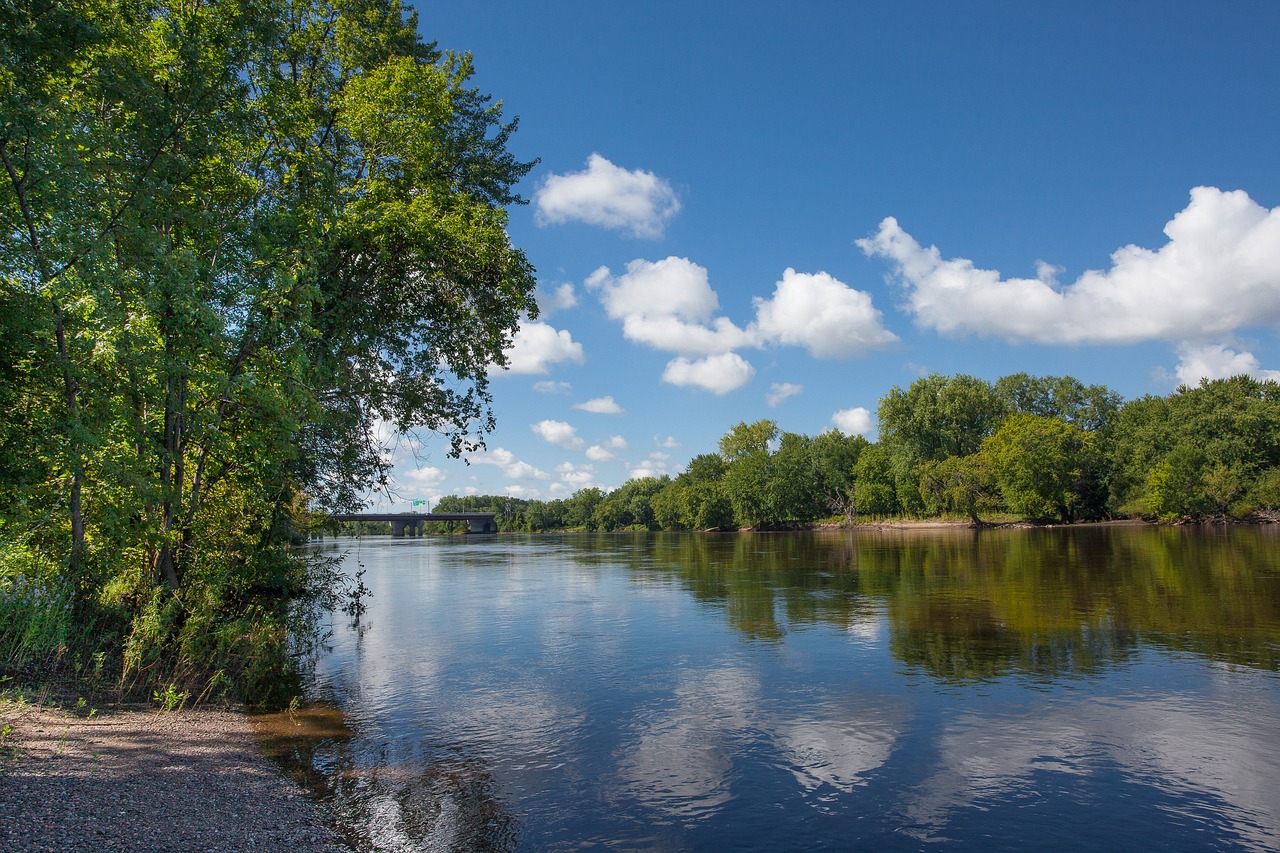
[398,372,1280,534]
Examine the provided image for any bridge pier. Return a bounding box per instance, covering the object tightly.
[391,519,424,538]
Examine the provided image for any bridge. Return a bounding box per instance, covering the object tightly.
[329,512,498,536]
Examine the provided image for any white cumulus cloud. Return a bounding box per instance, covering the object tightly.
[557,462,597,488]
[574,395,624,414]
[586,258,753,356]
[468,448,549,480]
[533,380,572,394]
[1172,342,1280,386]
[501,321,585,375]
[531,419,585,450]
[661,353,755,395]
[629,453,672,480]
[586,445,616,462]
[585,259,894,397]
[534,153,681,239]
[402,466,447,488]
[832,407,875,437]
[766,382,804,408]
[753,269,898,357]
[503,485,543,499]
[535,282,578,314]
[858,187,1280,344]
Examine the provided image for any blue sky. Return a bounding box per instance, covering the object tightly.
[374,1,1280,507]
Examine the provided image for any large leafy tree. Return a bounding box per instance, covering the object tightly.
[995,373,1122,436]
[810,429,868,516]
[877,374,1006,511]
[918,453,996,524]
[768,432,824,523]
[1111,376,1280,518]
[1,0,537,693]
[719,420,777,528]
[852,444,899,516]
[652,454,732,531]
[982,414,1101,523]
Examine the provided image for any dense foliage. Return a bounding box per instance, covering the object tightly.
[0,0,536,700]
[430,372,1280,536]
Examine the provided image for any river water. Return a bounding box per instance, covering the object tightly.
[256,526,1280,851]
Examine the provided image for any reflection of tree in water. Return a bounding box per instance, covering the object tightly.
[873,531,1142,682]
[632,526,1280,683]
[253,703,521,852]
[641,533,875,641]
[888,602,1140,683]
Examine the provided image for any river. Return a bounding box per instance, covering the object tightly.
[255,525,1280,851]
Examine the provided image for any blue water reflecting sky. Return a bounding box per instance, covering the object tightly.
[295,531,1280,851]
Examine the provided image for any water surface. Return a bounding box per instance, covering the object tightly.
[257,526,1280,851]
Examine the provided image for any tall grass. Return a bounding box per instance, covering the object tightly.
[0,542,73,670]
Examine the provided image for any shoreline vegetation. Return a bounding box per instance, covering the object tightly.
[334,512,1279,538]
[343,372,1280,541]
[2,0,539,710]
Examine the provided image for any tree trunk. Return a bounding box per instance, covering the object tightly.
[1,140,87,571]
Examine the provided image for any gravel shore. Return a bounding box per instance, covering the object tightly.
[0,696,346,852]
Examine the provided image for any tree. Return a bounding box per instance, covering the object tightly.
[1243,468,1280,512]
[982,414,1100,523]
[0,0,538,697]
[918,454,996,524]
[592,477,668,530]
[652,478,733,531]
[685,453,728,483]
[718,420,778,460]
[878,374,1006,463]
[767,432,823,523]
[810,429,868,516]
[1141,445,1212,519]
[995,373,1122,435]
[1110,376,1280,518]
[564,488,605,530]
[652,455,731,531]
[852,444,899,516]
[724,450,774,529]
[876,374,1005,512]
[718,421,779,528]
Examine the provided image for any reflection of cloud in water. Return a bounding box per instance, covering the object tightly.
[366,791,423,852]
[845,612,883,645]
[256,704,521,852]
[342,758,522,853]
[905,692,1280,850]
[1115,696,1280,848]
[616,665,905,817]
[446,684,585,765]
[615,664,759,818]
[774,712,899,795]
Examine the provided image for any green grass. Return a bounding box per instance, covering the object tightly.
[0,543,73,671]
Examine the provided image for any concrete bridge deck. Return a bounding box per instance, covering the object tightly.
[329,512,498,536]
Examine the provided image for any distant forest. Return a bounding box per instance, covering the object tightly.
[399,372,1280,534]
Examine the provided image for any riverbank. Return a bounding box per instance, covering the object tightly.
[818,513,1280,531]
[0,691,344,852]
